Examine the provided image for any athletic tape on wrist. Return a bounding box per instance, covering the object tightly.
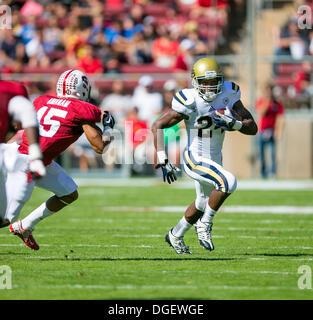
[233,120,243,131]
[28,143,42,161]
[157,150,167,164]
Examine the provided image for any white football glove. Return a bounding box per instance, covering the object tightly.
[29,159,46,179]
[28,143,46,179]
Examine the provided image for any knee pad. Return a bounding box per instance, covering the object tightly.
[57,190,78,205]
[195,195,206,212]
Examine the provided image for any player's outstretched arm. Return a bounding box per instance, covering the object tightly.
[232,100,258,136]
[82,122,110,154]
[152,108,187,154]
[151,109,186,184]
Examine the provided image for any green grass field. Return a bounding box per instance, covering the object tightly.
[1,184,313,300]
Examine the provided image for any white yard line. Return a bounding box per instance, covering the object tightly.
[1,243,312,250]
[1,234,312,240]
[10,283,301,291]
[74,178,313,190]
[100,205,313,214]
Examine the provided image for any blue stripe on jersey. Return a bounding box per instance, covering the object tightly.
[179,90,187,101]
[174,94,185,105]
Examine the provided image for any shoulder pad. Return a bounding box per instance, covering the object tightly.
[174,89,188,105]
[173,89,195,108]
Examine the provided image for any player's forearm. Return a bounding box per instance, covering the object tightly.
[24,126,39,146]
[91,135,110,154]
[239,119,258,135]
[83,123,112,154]
[152,120,165,152]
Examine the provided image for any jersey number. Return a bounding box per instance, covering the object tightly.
[195,115,213,138]
[37,106,68,138]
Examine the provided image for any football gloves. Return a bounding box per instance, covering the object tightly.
[28,143,46,179]
[155,160,181,184]
[102,111,115,129]
[29,159,46,180]
[212,111,242,131]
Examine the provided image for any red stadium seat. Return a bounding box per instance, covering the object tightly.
[22,66,68,74]
[276,63,303,74]
[120,64,174,74]
[144,4,169,17]
[103,5,127,16]
[274,75,295,87]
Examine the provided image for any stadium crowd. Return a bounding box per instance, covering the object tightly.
[273,0,313,105]
[0,0,231,74]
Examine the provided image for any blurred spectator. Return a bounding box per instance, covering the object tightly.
[132,75,163,123]
[255,83,285,179]
[26,30,50,68]
[174,38,195,71]
[104,20,123,45]
[77,44,104,74]
[100,80,132,125]
[124,107,152,176]
[294,60,313,96]
[274,18,309,59]
[190,0,229,28]
[122,16,144,41]
[17,15,37,47]
[151,25,179,68]
[89,15,104,46]
[42,16,63,56]
[124,107,149,151]
[130,5,145,25]
[1,30,18,61]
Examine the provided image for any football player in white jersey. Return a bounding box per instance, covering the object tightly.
[152,58,258,254]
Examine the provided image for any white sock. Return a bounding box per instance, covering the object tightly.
[200,205,216,224]
[22,202,55,230]
[172,216,192,238]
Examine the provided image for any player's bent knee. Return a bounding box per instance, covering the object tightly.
[227,174,237,194]
[58,190,78,205]
[195,195,206,212]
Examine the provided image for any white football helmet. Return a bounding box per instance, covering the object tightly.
[56,69,91,102]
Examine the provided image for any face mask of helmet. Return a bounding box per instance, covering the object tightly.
[192,74,224,102]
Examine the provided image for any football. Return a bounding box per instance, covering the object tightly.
[214,107,242,121]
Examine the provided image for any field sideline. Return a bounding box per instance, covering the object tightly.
[1,184,313,300]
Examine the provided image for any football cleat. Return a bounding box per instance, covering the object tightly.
[195,220,214,251]
[165,229,191,254]
[9,220,39,250]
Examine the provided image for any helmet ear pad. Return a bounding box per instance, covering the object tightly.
[56,70,91,102]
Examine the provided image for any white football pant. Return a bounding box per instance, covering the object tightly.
[2,143,78,223]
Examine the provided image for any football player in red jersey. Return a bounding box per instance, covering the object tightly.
[0,80,46,228]
[2,70,115,250]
